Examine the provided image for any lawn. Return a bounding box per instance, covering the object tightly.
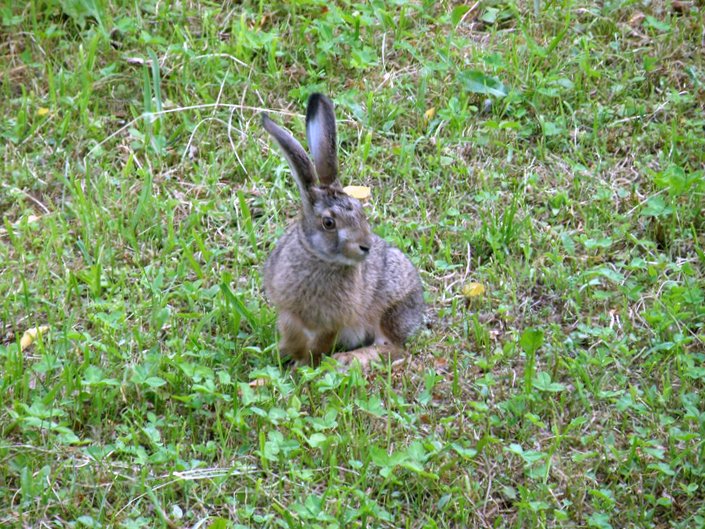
[1,1,704,528]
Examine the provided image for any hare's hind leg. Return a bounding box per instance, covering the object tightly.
[332,321,405,369]
[380,290,424,346]
[332,343,404,369]
[332,293,424,369]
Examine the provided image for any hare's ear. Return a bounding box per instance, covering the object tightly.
[306,93,338,186]
[261,113,316,216]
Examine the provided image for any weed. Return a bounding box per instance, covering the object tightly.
[1,1,704,528]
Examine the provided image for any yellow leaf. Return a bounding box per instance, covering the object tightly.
[424,107,436,120]
[462,282,485,299]
[20,325,50,351]
[343,185,371,201]
[37,107,50,116]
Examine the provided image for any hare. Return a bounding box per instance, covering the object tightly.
[261,93,424,368]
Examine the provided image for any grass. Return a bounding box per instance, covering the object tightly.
[1,0,704,527]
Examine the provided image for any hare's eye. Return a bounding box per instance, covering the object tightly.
[321,216,336,230]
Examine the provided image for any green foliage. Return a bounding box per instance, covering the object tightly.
[1,0,704,528]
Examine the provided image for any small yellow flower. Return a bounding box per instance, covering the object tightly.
[462,282,486,299]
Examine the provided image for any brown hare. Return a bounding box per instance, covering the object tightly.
[261,93,424,368]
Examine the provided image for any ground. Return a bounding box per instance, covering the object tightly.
[1,1,704,528]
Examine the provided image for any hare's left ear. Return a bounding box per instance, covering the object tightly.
[261,113,317,218]
[306,93,339,186]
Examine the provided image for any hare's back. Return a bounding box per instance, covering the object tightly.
[368,235,423,305]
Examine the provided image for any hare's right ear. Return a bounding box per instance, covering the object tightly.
[306,93,338,186]
[261,113,316,217]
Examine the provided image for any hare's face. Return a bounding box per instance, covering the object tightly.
[304,186,373,266]
[262,94,375,266]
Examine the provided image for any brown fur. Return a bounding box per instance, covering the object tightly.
[261,94,424,367]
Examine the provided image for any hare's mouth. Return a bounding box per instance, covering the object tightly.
[341,242,370,264]
[318,252,363,266]
[314,244,368,266]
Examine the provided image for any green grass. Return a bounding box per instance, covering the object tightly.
[1,0,704,527]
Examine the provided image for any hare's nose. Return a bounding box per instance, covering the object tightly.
[359,244,370,254]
